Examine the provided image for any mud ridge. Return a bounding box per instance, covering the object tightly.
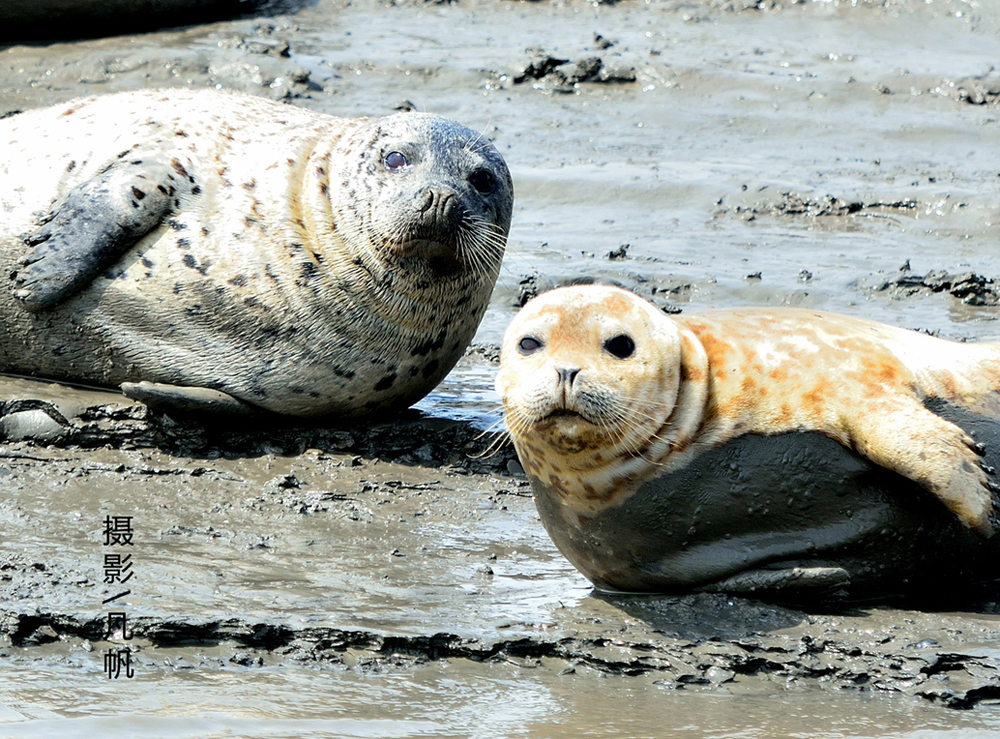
[9,606,1000,708]
[721,192,918,221]
[859,264,1000,307]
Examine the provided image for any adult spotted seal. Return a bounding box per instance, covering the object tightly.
[496,285,1000,602]
[0,89,512,419]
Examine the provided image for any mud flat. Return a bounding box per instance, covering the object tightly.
[3,0,1000,735]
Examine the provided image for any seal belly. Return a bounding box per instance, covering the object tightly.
[532,409,1000,603]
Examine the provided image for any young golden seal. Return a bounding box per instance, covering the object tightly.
[496,285,1000,599]
[0,89,513,418]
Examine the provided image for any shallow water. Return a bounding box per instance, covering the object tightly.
[6,658,1000,738]
[3,0,1000,734]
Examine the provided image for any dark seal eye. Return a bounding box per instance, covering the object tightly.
[385,151,409,171]
[518,336,543,355]
[604,334,635,359]
[470,169,495,195]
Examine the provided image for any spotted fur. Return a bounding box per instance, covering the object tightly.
[0,89,513,418]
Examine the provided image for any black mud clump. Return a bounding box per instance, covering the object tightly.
[721,191,918,221]
[515,273,685,314]
[862,262,1000,307]
[512,50,636,93]
[951,72,1000,106]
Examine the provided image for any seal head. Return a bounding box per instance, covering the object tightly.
[327,112,511,283]
[496,284,708,508]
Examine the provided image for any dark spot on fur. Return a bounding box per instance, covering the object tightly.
[229,274,248,287]
[374,374,397,392]
[410,330,448,357]
[117,150,130,159]
[141,257,154,269]
[171,158,189,179]
[176,130,189,137]
[421,359,440,379]
[131,187,146,200]
[191,185,201,195]
[300,261,319,281]
[265,264,280,283]
[201,227,209,237]
[52,345,67,356]
[320,182,328,196]
[333,367,355,379]
[182,254,197,269]
[176,238,190,250]
[131,200,140,209]
[66,160,76,172]
[173,283,184,295]
[243,179,257,191]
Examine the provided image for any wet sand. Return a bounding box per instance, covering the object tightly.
[3,0,1000,735]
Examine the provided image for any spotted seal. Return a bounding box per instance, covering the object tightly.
[496,285,1000,601]
[0,89,512,419]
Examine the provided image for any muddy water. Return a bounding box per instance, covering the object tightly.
[4,0,1000,735]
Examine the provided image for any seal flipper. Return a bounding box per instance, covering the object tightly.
[121,381,258,417]
[847,400,996,537]
[11,158,183,311]
[698,564,851,600]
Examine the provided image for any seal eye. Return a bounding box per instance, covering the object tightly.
[385,151,409,171]
[604,334,635,359]
[470,169,495,195]
[518,336,543,355]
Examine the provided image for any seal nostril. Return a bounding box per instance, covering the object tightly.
[415,188,435,213]
[557,367,580,387]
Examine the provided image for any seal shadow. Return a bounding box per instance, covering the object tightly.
[0,372,518,474]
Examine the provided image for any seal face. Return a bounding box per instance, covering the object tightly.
[496,285,1000,601]
[0,89,513,418]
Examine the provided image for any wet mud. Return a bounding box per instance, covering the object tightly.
[3,0,1000,735]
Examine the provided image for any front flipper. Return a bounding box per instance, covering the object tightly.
[11,157,188,312]
[699,564,850,600]
[121,381,258,417]
[848,400,997,537]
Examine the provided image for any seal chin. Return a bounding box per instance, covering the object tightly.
[533,410,609,455]
[398,236,457,261]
